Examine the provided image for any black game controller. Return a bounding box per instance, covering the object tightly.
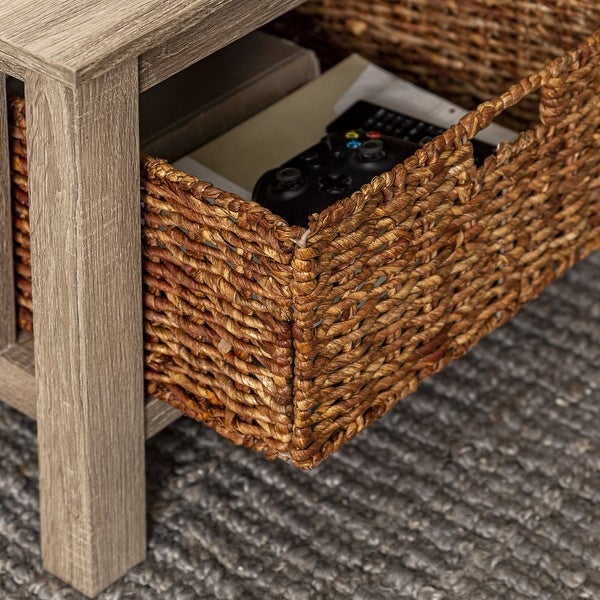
[252,129,419,226]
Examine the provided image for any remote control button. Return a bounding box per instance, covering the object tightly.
[408,126,422,138]
[366,130,382,139]
[345,130,360,139]
[346,140,362,149]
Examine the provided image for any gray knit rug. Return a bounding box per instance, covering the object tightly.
[1,252,599,599]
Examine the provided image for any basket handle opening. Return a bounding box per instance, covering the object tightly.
[457,30,600,143]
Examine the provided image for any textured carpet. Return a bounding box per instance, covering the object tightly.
[0,252,599,600]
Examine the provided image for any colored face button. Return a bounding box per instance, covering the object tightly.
[345,130,360,139]
[346,140,362,149]
[366,130,382,139]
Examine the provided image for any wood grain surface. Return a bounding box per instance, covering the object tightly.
[0,333,181,437]
[145,397,181,438]
[26,59,146,597]
[0,0,304,88]
[0,333,35,418]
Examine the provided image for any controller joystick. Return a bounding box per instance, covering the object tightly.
[276,167,303,187]
[252,130,418,226]
[358,138,385,161]
[264,166,308,204]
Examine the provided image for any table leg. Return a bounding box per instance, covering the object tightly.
[0,71,16,351]
[25,59,146,597]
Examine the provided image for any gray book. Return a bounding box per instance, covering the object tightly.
[139,31,320,161]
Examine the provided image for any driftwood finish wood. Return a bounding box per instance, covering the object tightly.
[0,334,35,418]
[138,0,306,91]
[0,333,181,436]
[0,0,304,88]
[26,60,146,597]
[0,71,15,351]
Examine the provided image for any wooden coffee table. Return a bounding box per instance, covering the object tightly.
[0,1,303,596]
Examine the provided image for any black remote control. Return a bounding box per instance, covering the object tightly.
[252,129,419,226]
[327,100,495,164]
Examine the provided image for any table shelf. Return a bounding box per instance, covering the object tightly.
[0,333,181,438]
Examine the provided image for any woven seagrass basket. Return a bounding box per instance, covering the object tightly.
[11,1,600,469]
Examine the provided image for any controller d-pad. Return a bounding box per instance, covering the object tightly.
[318,172,353,195]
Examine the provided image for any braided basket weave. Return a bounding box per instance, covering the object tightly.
[11,3,600,469]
